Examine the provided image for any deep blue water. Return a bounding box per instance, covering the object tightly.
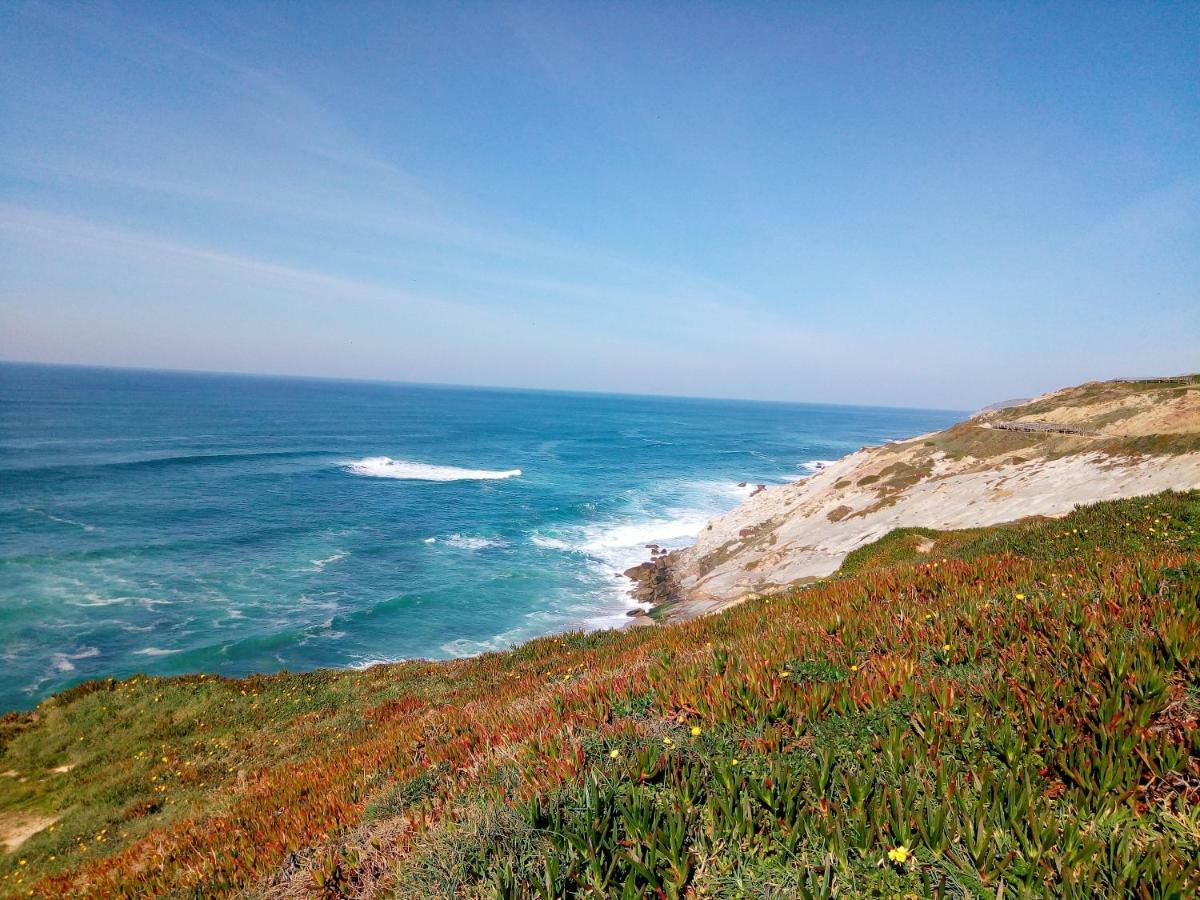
[0,363,963,711]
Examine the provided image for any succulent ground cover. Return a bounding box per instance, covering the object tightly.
[2,491,1198,898]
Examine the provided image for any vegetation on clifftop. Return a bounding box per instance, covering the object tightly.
[2,491,1199,897]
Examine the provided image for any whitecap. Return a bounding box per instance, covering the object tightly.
[133,647,182,657]
[310,549,349,571]
[444,534,507,551]
[343,457,521,481]
[50,647,101,672]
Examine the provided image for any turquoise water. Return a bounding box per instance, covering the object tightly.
[0,363,962,711]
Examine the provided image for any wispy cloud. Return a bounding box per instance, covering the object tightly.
[5,2,775,329]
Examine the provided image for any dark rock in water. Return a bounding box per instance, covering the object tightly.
[737,481,747,487]
[623,561,656,580]
[645,543,659,550]
[750,484,767,497]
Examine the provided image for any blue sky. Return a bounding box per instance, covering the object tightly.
[1,1,1197,409]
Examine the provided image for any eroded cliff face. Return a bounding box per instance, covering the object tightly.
[643,376,1200,619]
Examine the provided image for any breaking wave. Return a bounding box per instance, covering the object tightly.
[344,457,521,481]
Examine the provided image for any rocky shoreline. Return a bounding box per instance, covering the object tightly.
[621,545,683,624]
[617,376,1200,627]
[623,542,759,625]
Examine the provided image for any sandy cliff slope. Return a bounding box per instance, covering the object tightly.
[637,376,1200,620]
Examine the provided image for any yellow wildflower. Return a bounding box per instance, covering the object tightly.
[943,644,951,652]
[609,749,620,759]
[887,845,911,864]
[850,664,858,672]
[1016,593,1025,600]
[691,726,702,737]
[731,758,739,766]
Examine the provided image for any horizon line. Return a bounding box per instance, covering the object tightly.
[0,357,971,415]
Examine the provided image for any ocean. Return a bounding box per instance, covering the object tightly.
[0,363,962,711]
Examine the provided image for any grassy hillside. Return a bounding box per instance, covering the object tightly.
[2,491,1199,897]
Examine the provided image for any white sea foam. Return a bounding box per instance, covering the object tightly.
[530,501,720,610]
[310,549,349,571]
[529,513,710,575]
[530,534,573,551]
[50,647,101,672]
[293,619,348,648]
[441,622,537,657]
[443,534,506,551]
[133,647,182,656]
[579,514,712,556]
[138,598,175,608]
[71,594,138,608]
[423,537,437,544]
[802,460,836,473]
[344,457,521,481]
[529,481,758,573]
[524,478,782,631]
[441,636,508,656]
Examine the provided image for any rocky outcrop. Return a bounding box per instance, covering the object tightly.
[623,556,678,609]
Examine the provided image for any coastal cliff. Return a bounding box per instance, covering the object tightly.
[633,375,1200,620]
